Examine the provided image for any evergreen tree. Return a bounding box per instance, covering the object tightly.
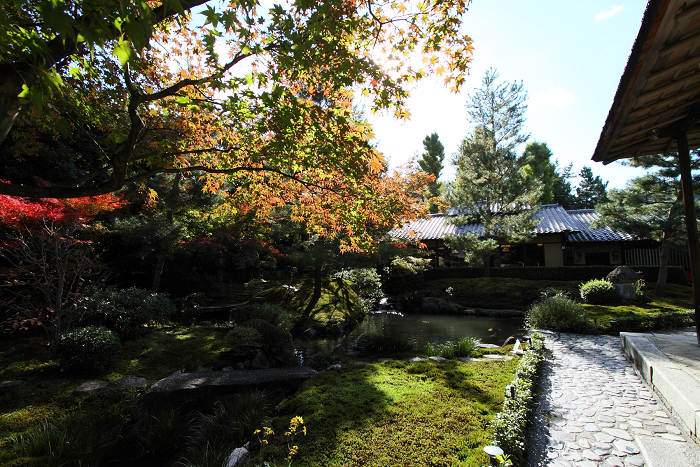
[418,133,445,213]
[593,151,700,295]
[446,69,542,276]
[552,162,577,209]
[522,141,556,204]
[575,166,609,209]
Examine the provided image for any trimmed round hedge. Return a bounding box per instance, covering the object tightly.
[579,279,619,305]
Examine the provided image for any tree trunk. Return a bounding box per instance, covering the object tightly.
[655,240,672,296]
[0,68,24,144]
[151,244,168,292]
[303,262,323,317]
[483,253,492,278]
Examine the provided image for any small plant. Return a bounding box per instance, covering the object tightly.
[56,325,121,373]
[254,416,307,467]
[526,295,592,333]
[445,286,454,296]
[635,278,646,297]
[579,278,619,305]
[422,336,480,359]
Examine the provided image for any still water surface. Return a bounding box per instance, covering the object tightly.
[293,312,526,359]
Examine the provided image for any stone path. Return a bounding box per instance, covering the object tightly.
[527,333,700,467]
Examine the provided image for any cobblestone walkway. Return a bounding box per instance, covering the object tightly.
[527,333,697,467]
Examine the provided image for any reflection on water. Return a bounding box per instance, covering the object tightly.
[293,312,526,362]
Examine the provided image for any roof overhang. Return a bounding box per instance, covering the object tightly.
[592,0,700,164]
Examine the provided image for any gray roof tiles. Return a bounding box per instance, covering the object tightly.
[389,205,636,243]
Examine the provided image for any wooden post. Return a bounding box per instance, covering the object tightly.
[676,133,700,346]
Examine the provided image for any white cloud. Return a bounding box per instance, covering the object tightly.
[529,86,579,109]
[596,5,624,22]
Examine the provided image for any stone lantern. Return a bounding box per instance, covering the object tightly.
[606,266,643,300]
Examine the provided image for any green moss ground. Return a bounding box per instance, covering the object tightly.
[261,357,519,467]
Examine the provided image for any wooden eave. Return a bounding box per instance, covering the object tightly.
[592,0,700,164]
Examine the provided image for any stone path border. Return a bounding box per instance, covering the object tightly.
[527,333,700,467]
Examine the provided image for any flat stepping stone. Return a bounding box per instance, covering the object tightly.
[408,357,423,362]
[39,378,68,389]
[144,368,317,406]
[483,354,504,359]
[377,358,394,363]
[73,380,111,398]
[0,380,24,390]
[116,375,148,389]
[428,356,446,362]
[458,357,482,362]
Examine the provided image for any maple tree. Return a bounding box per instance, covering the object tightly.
[0,0,473,196]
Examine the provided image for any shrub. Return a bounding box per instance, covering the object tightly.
[174,293,208,325]
[606,311,695,334]
[491,333,546,466]
[224,326,265,360]
[57,325,121,373]
[526,296,592,333]
[80,287,175,339]
[230,303,293,331]
[306,351,335,370]
[579,279,619,305]
[242,319,295,367]
[354,330,415,354]
[332,268,383,300]
[422,336,480,359]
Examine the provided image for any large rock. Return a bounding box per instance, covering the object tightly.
[606,266,643,283]
[143,367,317,406]
[224,447,250,467]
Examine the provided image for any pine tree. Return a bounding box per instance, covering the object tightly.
[575,166,609,209]
[593,151,700,295]
[522,141,557,204]
[552,162,577,209]
[446,69,542,276]
[418,133,445,213]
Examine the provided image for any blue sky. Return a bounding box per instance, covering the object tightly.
[367,1,649,190]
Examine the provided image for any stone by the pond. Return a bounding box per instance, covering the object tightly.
[73,380,111,398]
[144,367,317,406]
[477,343,501,349]
[332,344,345,354]
[0,380,24,390]
[353,361,371,366]
[251,350,270,370]
[39,378,68,389]
[328,364,342,370]
[224,447,250,467]
[116,375,148,389]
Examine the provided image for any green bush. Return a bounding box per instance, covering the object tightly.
[242,319,295,367]
[526,296,592,333]
[229,303,293,331]
[354,330,415,354]
[57,326,122,373]
[607,311,695,334]
[332,268,383,300]
[491,333,546,466]
[80,287,175,339]
[306,351,335,370]
[224,326,265,360]
[579,279,619,305]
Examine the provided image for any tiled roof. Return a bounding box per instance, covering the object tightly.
[566,209,636,242]
[389,205,636,243]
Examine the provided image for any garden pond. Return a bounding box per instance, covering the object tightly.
[293,309,526,363]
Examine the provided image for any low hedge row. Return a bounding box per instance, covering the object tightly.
[607,311,696,334]
[491,332,547,466]
[423,266,688,284]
